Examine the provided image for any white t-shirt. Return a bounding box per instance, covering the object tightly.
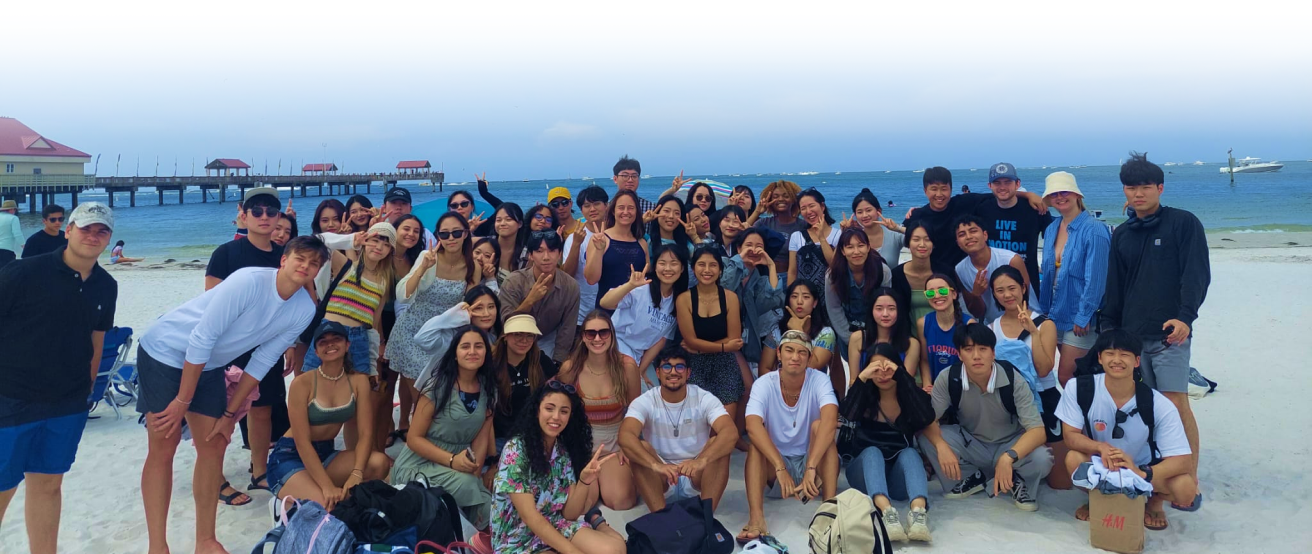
[954,247,1038,323]
[1055,375,1191,467]
[788,227,842,252]
[626,385,728,463]
[562,228,597,325]
[746,369,838,457]
[611,284,678,363]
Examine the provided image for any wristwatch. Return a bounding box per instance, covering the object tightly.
[1004,449,1019,462]
[1139,464,1154,483]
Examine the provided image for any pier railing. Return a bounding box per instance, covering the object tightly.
[0,174,97,192]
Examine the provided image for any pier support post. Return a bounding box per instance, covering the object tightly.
[158,189,164,206]
[108,190,115,208]
[71,191,78,206]
[179,188,184,205]
[220,184,226,203]
[202,187,208,203]
[29,192,37,213]
[130,190,136,207]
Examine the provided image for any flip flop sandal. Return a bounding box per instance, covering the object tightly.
[1145,509,1169,531]
[1170,492,1203,512]
[1075,504,1090,521]
[218,481,252,506]
[584,505,607,530]
[249,473,271,492]
[736,526,764,545]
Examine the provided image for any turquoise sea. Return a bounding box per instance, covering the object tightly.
[14,161,1312,259]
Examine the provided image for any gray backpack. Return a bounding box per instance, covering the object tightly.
[252,498,356,554]
[808,489,894,554]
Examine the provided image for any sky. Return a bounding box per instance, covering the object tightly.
[4,0,1310,180]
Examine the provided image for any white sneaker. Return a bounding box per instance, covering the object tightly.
[906,507,932,542]
[880,506,908,542]
[1011,472,1038,512]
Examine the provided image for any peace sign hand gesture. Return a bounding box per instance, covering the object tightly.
[642,209,659,225]
[284,197,297,220]
[590,227,610,254]
[474,172,488,185]
[1018,300,1038,333]
[879,216,900,232]
[370,207,388,226]
[671,170,690,191]
[682,215,699,238]
[625,264,651,289]
[421,240,442,270]
[581,444,619,484]
[525,271,556,306]
[468,212,486,230]
[839,211,859,230]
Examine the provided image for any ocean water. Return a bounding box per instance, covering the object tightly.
[12,161,1312,259]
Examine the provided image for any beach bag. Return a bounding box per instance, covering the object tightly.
[299,259,353,345]
[795,230,829,299]
[625,496,734,554]
[251,498,355,554]
[331,478,463,547]
[808,489,893,554]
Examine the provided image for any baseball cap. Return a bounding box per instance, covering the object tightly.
[243,186,279,204]
[383,187,413,204]
[504,314,543,336]
[1043,171,1085,198]
[778,329,813,352]
[67,202,115,232]
[547,187,571,202]
[988,163,1019,183]
[311,320,349,345]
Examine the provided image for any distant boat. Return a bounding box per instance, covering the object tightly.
[911,169,924,174]
[1164,162,1178,166]
[885,171,891,174]
[1220,157,1283,174]
[797,171,819,176]
[582,176,593,181]
[1192,161,1205,166]
[642,174,652,179]
[834,172,842,175]
[970,168,977,171]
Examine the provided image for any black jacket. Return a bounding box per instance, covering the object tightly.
[1100,206,1210,339]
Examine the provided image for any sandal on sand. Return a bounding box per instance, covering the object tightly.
[1171,492,1202,512]
[1075,504,1090,521]
[584,505,608,529]
[736,526,765,545]
[1145,508,1169,531]
[219,481,252,506]
[249,473,271,492]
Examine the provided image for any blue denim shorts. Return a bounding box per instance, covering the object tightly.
[302,320,373,375]
[266,436,339,496]
[0,411,89,490]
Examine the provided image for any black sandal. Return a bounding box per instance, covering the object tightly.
[249,473,271,492]
[584,505,607,529]
[218,481,252,506]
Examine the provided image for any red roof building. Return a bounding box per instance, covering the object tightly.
[302,163,338,175]
[204,158,252,176]
[0,117,91,159]
[396,160,431,169]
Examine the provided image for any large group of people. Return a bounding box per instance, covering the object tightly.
[0,151,1212,554]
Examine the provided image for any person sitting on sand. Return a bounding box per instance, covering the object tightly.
[136,235,323,554]
[492,382,627,554]
[1055,329,1196,531]
[738,330,839,544]
[269,321,389,510]
[109,240,145,264]
[619,345,737,513]
[919,322,1053,512]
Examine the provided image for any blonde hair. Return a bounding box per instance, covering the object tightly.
[762,180,802,217]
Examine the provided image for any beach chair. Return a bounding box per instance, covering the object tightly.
[88,326,137,420]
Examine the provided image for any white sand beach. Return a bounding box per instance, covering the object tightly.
[3,244,1311,554]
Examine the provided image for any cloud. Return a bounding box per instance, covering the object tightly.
[539,121,602,141]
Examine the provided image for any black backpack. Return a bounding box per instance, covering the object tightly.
[1074,375,1161,466]
[939,359,1021,426]
[625,496,733,554]
[330,479,463,546]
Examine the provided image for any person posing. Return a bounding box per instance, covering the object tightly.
[383,188,438,248]
[840,343,949,543]
[413,286,502,401]
[470,173,502,238]
[848,188,905,266]
[491,315,558,454]
[709,205,748,256]
[611,155,656,213]
[490,203,526,274]
[446,190,487,235]
[686,206,711,241]
[890,220,981,330]
[727,184,757,216]
[1056,329,1196,531]
[598,244,687,385]
[270,321,389,510]
[344,195,374,233]
[499,231,581,362]
[760,280,835,377]
[953,214,1036,323]
[312,198,347,235]
[584,190,649,306]
[739,331,839,544]
[392,326,500,544]
[644,195,695,261]
[676,247,747,419]
[787,188,839,291]
[0,202,117,554]
[972,163,1054,295]
[526,204,559,234]
[848,288,922,387]
[391,212,478,429]
[378,214,426,447]
[562,186,609,328]
[304,223,395,378]
[492,383,626,554]
[109,240,145,264]
[21,204,65,258]
[916,273,976,390]
[619,346,737,512]
[824,228,891,361]
[749,180,804,274]
[1037,172,1110,385]
[920,323,1053,512]
[271,213,297,247]
[902,167,1046,268]
[548,187,582,239]
[0,200,19,269]
[733,229,784,368]
[136,236,324,554]
[1100,152,1209,509]
[470,237,504,289]
[556,312,642,510]
[988,265,1066,488]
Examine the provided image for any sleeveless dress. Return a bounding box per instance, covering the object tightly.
[687,285,745,405]
[390,385,492,528]
[389,276,467,380]
[924,315,967,381]
[596,235,647,308]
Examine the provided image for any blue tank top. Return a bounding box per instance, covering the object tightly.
[596,236,647,307]
[924,315,966,381]
[990,317,1046,412]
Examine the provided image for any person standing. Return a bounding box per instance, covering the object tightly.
[0,202,117,554]
[953,215,1037,323]
[611,155,656,214]
[497,232,581,362]
[1036,172,1110,385]
[382,187,438,248]
[0,199,21,269]
[21,204,66,258]
[561,186,609,328]
[749,180,805,275]
[1100,152,1209,510]
[971,163,1054,295]
[902,167,1045,269]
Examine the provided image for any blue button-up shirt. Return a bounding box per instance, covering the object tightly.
[1037,211,1110,331]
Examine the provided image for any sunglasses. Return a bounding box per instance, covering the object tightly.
[582,328,613,340]
[549,199,571,209]
[437,229,467,240]
[449,200,471,210]
[659,363,689,373]
[47,216,65,222]
[246,207,278,218]
[532,213,554,223]
[1112,408,1139,440]
[546,380,577,394]
[924,287,952,298]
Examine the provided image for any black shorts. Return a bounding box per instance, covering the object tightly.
[135,346,227,419]
[1039,386,1063,443]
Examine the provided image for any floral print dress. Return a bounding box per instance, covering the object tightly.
[492,436,583,553]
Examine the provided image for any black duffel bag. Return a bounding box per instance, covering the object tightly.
[625,496,733,554]
[330,479,463,546]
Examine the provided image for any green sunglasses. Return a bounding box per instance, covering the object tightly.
[924,287,952,299]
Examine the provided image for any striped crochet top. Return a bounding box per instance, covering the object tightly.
[581,388,626,426]
[325,273,386,327]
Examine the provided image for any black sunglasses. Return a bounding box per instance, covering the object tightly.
[449,200,471,210]
[47,216,65,222]
[546,380,577,394]
[659,363,690,373]
[549,198,571,209]
[437,229,467,240]
[247,206,278,218]
[582,328,613,340]
[1112,408,1139,440]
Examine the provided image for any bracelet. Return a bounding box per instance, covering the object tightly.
[448,452,456,467]
[580,477,595,486]
[222,410,236,418]
[173,398,192,406]
[774,467,786,473]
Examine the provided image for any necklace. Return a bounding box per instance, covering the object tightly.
[585,363,608,376]
[661,391,689,437]
[781,387,801,428]
[317,366,345,382]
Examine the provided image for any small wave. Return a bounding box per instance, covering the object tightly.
[1208,224,1312,234]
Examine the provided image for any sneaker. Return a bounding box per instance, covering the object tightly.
[880,506,907,542]
[945,470,986,499]
[1011,472,1038,512]
[906,507,932,542]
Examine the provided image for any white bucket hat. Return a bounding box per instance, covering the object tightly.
[1043,171,1084,198]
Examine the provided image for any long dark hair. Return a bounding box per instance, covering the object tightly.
[473,236,502,278]
[492,203,526,271]
[648,243,689,312]
[988,265,1027,312]
[830,228,884,305]
[733,185,757,214]
[862,287,912,354]
[709,205,748,256]
[423,325,499,417]
[798,188,835,228]
[685,182,719,214]
[606,190,645,238]
[435,211,477,285]
[525,203,560,233]
[647,195,690,261]
[312,198,346,234]
[464,284,503,336]
[448,190,476,210]
[493,327,547,417]
[514,384,593,480]
[392,214,425,266]
[847,343,936,434]
[780,279,830,338]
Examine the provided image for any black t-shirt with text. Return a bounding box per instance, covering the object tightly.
[206,237,284,280]
[494,351,559,439]
[972,201,1053,294]
[903,193,993,268]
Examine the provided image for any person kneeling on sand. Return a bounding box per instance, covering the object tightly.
[619,345,737,513]
[738,330,839,544]
[135,236,324,554]
[269,321,390,510]
[1056,329,1196,531]
[919,322,1053,512]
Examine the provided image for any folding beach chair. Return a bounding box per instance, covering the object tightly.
[88,326,137,420]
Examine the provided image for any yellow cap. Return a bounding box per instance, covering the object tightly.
[547,187,571,202]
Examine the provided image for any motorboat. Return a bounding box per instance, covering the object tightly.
[1193,161,1205,166]
[1220,157,1283,173]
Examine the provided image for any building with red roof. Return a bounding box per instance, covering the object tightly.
[0,117,92,178]
[396,160,431,174]
[302,163,338,175]
[205,158,252,177]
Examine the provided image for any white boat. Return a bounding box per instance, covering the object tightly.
[912,169,924,173]
[797,171,819,176]
[1220,157,1283,174]
[1193,161,1205,166]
